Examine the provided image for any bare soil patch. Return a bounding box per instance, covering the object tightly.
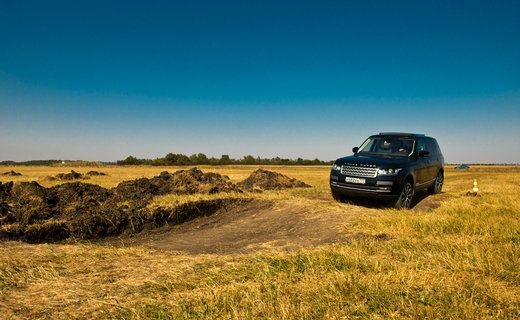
[104,200,349,254]
[411,191,452,211]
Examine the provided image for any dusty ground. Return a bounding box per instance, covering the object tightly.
[104,194,443,255]
[103,199,352,254]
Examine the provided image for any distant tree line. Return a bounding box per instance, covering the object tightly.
[1,158,518,167]
[0,160,63,166]
[116,153,333,166]
[0,160,106,166]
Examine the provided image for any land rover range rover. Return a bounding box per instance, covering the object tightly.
[330,133,444,209]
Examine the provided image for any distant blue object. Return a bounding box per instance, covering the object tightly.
[455,165,470,170]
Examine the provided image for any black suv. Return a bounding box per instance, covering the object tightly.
[330,133,444,209]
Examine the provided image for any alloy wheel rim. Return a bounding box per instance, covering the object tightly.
[435,174,443,192]
[401,184,413,208]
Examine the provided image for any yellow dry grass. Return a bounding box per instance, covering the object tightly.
[0,165,519,319]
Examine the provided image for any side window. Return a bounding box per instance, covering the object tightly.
[416,138,427,153]
[426,139,437,156]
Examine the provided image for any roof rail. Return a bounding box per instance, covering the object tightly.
[378,132,425,136]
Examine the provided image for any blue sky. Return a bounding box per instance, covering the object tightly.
[1,0,519,163]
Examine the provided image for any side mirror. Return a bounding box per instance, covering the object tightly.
[352,147,359,154]
[419,150,430,157]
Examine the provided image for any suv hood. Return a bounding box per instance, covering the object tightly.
[335,154,412,168]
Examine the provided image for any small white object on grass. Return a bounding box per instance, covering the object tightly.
[472,179,479,194]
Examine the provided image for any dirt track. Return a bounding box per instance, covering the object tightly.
[110,193,444,254]
[103,199,351,254]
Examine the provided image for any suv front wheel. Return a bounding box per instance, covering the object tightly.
[394,181,414,209]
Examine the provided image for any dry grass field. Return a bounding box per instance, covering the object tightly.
[0,165,519,319]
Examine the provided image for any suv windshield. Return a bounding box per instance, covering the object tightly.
[358,136,415,157]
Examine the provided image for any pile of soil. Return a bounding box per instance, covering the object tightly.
[0,168,311,243]
[86,171,107,176]
[112,169,239,206]
[151,169,237,194]
[237,169,311,191]
[2,171,22,176]
[46,170,90,181]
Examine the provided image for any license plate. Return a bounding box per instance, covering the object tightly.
[345,177,366,184]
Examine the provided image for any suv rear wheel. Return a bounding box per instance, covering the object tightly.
[394,181,414,209]
[428,171,443,194]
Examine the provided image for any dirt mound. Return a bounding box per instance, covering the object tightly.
[86,170,107,176]
[2,171,22,176]
[152,169,238,194]
[0,184,244,243]
[112,168,239,203]
[1,220,70,243]
[0,181,14,199]
[237,169,311,191]
[0,169,311,243]
[5,182,56,225]
[0,179,139,242]
[46,170,90,181]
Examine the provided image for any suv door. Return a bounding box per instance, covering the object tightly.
[415,138,433,186]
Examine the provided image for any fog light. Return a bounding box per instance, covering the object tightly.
[376,181,393,186]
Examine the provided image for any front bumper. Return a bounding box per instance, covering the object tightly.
[330,172,403,198]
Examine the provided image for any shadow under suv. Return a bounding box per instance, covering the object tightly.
[330,133,444,209]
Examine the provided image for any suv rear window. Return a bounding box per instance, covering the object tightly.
[417,138,439,156]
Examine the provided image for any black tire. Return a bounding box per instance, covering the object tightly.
[331,189,346,202]
[394,181,414,209]
[428,171,444,195]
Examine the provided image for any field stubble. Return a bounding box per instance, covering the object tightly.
[0,165,519,319]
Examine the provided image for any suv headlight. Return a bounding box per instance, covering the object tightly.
[332,163,342,171]
[377,168,402,176]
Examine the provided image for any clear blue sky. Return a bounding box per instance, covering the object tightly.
[1,0,519,163]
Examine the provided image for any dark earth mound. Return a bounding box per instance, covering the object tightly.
[86,170,107,176]
[0,169,311,243]
[46,170,90,181]
[111,168,240,207]
[237,169,311,191]
[2,171,22,176]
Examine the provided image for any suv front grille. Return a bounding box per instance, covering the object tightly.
[340,165,378,178]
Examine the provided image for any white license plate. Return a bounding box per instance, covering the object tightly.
[345,177,366,184]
